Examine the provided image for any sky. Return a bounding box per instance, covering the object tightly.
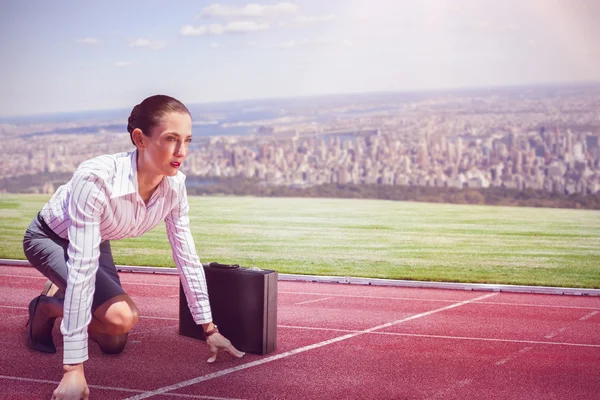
[0,0,599,117]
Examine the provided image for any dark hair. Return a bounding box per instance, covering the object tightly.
[127,94,191,146]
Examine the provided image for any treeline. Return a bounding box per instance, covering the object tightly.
[187,177,600,210]
[2,172,599,210]
[0,172,72,193]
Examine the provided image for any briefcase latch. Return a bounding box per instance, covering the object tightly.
[207,262,240,269]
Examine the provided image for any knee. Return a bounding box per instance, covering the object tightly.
[103,304,139,335]
[98,333,129,355]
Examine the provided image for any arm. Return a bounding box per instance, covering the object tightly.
[164,188,213,326]
[165,187,244,362]
[52,173,106,400]
[61,172,106,365]
[52,172,105,399]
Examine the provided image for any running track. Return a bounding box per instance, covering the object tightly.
[0,264,598,399]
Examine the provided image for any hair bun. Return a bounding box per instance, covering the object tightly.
[127,104,140,134]
[127,95,190,147]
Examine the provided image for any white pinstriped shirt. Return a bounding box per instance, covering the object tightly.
[40,150,212,364]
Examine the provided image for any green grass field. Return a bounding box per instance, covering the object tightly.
[1,194,599,288]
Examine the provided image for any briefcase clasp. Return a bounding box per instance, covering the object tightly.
[206,262,240,269]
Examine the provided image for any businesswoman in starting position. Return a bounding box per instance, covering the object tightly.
[23,94,244,400]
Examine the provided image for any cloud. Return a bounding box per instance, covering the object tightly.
[198,2,298,19]
[129,38,166,50]
[281,14,335,27]
[210,43,220,49]
[278,38,350,49]
[278,40,296,48]
[247,41,257,47]
[227,20,270,33]
[180,21,269,36]
[181,24,224,36]
[76,37,100,45]
[115,61,132,67]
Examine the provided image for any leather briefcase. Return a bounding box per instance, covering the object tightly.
[179,262,278,355]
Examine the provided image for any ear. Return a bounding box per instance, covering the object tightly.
[132,128,146,149]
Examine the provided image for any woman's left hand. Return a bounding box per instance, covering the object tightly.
[205,333,245,363]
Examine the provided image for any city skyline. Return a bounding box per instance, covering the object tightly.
[2,85,599,201]
[1,0,600,117]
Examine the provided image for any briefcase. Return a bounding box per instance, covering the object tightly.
[179,262,278,355]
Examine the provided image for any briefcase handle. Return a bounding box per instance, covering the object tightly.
[206,262,240,269]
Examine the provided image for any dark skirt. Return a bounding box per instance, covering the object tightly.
[23,212,126,310]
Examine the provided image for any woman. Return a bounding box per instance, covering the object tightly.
[23,94,244,400]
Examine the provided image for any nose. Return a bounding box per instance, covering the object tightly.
[175,141,188,158]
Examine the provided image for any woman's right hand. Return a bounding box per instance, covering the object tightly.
[51,364,89,400]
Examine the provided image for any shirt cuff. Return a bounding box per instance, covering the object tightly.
[190,301,212,325]
[63,336,89,365]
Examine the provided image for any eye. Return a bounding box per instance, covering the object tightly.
[186,138,192,143]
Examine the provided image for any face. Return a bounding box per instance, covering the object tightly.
[136,111,193,177]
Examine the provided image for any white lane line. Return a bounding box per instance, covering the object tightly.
[496,346,533,366]
[481,301,600,311]
[375,332,600,348]
[0,305,27,310]
[283,291,600,310]
[122,293,498,400]
[0,309,180,322]
[294,297,332,305]
[0,375,242,399]
[580,311,599,321]
[142,316,178,321]
[122,282,177,288]
[0,274,46,279]
[281,293,600,311]
[279,325,354,333]
[5,310,597,349]
[281,291,460,303]
[3,274,599,310]
[6,313,27,320]
[0,274,176,287]
[279,325,600,348]
[0,375,140,394]
[544,327,567,339]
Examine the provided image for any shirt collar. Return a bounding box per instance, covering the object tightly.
[157,173,179,199]
[110,151,138,199]
[163,172,183,201]
[165,174,179,192]
[110,150,181,199]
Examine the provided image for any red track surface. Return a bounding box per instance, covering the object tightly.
[1,264,598,399]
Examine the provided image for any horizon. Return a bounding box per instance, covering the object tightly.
[2,0,599,118]
[2,80,599,123]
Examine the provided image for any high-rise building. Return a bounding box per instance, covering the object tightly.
[566,129,574,155]
[586,134,599,149]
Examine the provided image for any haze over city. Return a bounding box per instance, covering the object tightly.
[1,0,599,117]
[1,1,599,207]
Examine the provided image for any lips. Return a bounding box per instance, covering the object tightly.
[170,162,181,168]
